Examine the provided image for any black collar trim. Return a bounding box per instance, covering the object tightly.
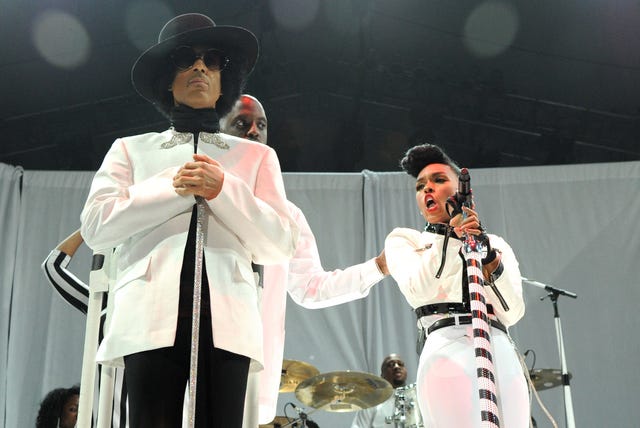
[424,223,460,240]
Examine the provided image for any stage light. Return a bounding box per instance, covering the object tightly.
[463,1,519,58]
[32,9,90,69]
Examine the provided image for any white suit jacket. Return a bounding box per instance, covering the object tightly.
[80,129,298,368]
[384,228,524,326]
[255,201,386,424]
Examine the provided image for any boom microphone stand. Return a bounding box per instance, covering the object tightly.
[522,277,577,428]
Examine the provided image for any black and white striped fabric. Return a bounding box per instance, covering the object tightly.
[42,249,129,428]
[43,250,91,314]
[464,245,501,428]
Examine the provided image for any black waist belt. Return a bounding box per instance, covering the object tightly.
[415,302,494,318]
[426,315,507,335]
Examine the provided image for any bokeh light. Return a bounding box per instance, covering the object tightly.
[463,1,519,58]
[269,0,320,32]
[32,10,91,69]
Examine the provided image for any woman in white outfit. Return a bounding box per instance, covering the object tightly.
[384,143,530,427]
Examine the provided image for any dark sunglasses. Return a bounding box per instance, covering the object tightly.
[170,46,230,71]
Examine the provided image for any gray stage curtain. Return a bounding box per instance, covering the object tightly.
[1,161,639,427]
[4,169,94,428]
[0,164,22,426]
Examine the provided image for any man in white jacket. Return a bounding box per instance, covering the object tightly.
[81,15,298,428]
[221,94,389,427]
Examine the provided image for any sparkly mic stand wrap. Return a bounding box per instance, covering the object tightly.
[455,167,501,427]
[463,235,501,428]
[188,196,207,428]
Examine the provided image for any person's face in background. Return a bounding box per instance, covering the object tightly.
[59,394,79,428]
[171,45,224,109]
[221,95,268,144]
[415,163,458,224]
[381,354,407,388]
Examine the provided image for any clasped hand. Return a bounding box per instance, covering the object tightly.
[449,206,483,239]
[173,153,224,200]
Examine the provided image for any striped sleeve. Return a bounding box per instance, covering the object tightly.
[43,250,122,426]
[41,249,90,314]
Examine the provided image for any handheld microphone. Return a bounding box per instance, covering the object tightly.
[458,167,472,208]
[446,167,472,217]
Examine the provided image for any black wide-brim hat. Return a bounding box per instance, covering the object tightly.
[131,13,259,105]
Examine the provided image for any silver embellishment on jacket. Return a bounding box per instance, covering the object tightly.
[199,132,229,149]
[415,243,433,252]
[161,130,192,149]
[161,130,229,150]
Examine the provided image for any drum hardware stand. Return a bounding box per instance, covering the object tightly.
[385,407,408,427]
[522,277,577,428]
[282,402,321,427]
[384,392,416,428]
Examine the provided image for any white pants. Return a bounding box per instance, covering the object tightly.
[416,324,530,428]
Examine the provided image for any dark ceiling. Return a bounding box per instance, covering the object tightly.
[1,0,639,172]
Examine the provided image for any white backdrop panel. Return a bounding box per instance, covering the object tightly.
[1,162,638,427]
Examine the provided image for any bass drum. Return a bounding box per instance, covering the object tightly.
[388,383,424,428]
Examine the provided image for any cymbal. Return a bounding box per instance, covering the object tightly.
[280,359,320,393]
[530,368,572,391]
[295,370,393,412]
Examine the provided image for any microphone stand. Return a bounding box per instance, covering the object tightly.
[522,277,577,428]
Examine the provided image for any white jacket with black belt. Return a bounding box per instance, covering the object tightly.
[385,228,524,325]
[80,129,298,369]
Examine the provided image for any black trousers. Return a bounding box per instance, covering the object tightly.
[124,315,250,428]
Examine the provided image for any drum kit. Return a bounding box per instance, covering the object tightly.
[260,359,422,428]
[261,359,570,427]
[384,383,423,428]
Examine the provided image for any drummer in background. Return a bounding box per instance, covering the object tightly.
[351,354,422,428]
